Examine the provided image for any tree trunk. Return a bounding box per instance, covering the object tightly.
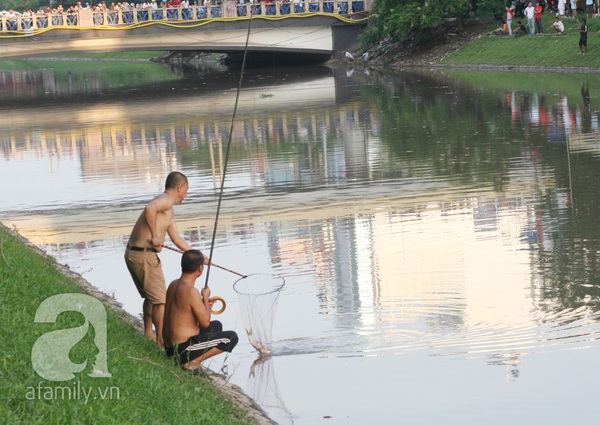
[456,15,465,33]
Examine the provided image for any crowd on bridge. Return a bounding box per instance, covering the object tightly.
[0,0,353,20]
[0,0,368,30]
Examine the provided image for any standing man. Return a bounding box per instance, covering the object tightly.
[163,250,238,374]
[525,1,536,34]
[579,18,588,54]
[534,1,544,33]
[125,171,193,346]
[506,4,515,35]
[586,0,594,19]
[558,0,566,19]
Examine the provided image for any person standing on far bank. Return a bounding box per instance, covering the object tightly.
[579,19,588,54]
[586,0,594,20]
[534,1,544,34]
[506,5,515,35]
[525,2,536,35]
[124,171,193,346]
[558,0,566,20]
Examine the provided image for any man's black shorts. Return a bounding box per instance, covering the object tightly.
[165,321,238,364]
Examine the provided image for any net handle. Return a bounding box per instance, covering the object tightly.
[161,244,247,278]
[209,296,226,315]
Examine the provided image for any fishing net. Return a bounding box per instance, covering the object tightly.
[233,273,285,355]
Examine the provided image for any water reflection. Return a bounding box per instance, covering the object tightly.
[248,357,293,424]
[2,64,600,423]
[0,61,180,103]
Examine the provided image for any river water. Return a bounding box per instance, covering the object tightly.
[1,60,600,424]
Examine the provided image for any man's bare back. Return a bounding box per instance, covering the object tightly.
[124,171,191,347]
[162,249,238,370]
[163,278,212,348]
[128,192,177,251]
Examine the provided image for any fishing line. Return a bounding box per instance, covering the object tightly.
[203,8,254,289]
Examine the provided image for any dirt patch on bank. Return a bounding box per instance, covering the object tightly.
[375,22,492,69]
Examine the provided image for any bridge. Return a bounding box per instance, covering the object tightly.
[0,1,370,61]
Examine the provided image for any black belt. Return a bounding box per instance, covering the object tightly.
[127,245,158,253]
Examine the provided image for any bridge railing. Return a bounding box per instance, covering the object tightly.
[0,0,370,33]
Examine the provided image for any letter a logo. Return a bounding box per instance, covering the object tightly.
[31,293,112,382]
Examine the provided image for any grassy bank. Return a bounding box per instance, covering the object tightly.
[0,224,259,425]
[442,69,600,107]
[52,51,163,60]
[443,14,600,68]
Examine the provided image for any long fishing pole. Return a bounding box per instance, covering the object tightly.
[203,9,255,289]
[161,244,247,278]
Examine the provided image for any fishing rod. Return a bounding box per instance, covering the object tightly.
[203,5,255,290]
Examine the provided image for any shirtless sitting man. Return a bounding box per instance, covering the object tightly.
[163,249,238,374]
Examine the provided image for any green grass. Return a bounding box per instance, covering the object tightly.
[53,51,166,60]
[0,59,179,89]
[444,14,600,67]
[441,69,600,107]
[0,58,174,75]
[0,224,257,425]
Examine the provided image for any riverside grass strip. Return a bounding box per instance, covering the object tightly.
[443,14,600,68]
[0,224,259,425]
[441,69,600,109]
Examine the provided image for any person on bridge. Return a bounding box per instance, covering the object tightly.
[124,171,197,347]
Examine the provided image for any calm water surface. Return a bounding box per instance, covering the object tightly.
[2,62,600,424]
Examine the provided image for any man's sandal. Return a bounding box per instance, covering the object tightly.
[182,367,200,376]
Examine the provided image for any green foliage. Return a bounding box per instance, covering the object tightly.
[360,0,473,46]
[475,0,505,20]
[0,0,46,12]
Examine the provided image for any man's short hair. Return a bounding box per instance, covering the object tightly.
[165,171,188,190]
[181,249,204,274]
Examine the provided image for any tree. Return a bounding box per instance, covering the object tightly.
[0,0,47,12]
[360,0,474,47]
